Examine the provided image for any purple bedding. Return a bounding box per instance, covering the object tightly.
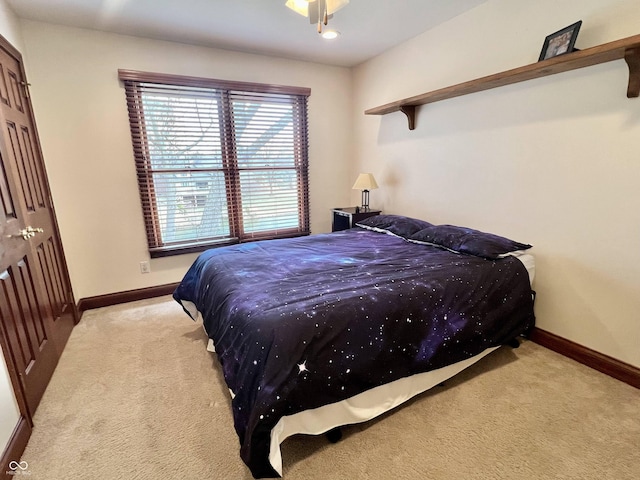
[173,227,535,478]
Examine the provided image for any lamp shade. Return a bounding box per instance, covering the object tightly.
[285,0,311,16]
[285,0,349,17]
[352,173,379,191]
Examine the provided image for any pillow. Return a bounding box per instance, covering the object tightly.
[409,224,531,259]
[355,215,433,239]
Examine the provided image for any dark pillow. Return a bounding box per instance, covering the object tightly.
[355,215,433,239]
[409,224,531,259]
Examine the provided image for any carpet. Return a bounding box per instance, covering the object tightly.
[21,296,640,479]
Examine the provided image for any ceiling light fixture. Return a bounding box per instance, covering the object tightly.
[285,0,349,34]
[321,30,340,40]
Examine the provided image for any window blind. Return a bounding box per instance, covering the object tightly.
[119,70,310,257]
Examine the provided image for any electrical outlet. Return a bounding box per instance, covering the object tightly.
[139,261,151,274]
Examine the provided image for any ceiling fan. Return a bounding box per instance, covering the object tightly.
[285,0,350,34]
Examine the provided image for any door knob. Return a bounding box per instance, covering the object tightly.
[8,226,44,241]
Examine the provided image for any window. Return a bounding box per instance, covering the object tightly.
[119,70,310,257]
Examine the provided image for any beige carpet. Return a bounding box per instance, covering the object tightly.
[21,296,640,479]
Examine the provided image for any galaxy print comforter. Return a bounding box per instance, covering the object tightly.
[173,227,535,478]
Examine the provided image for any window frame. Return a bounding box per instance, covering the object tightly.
[118,69,311,257]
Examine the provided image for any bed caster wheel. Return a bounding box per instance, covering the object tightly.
[326,427,342,443]
[507,338,520,348]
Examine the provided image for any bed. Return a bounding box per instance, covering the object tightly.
[173,215,536,478]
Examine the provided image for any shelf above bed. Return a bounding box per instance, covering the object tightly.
[364,33,640,130]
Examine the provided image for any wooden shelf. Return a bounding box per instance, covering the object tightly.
[365,34,640,130]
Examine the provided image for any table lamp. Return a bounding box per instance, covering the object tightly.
[352,173,378,211]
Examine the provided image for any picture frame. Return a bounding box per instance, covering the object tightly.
[538,21,582,61]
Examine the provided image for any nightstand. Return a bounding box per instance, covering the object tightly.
[332,207,381,232]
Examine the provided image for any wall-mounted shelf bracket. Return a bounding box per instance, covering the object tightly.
[624,47,640,97]
[400,105,416,130]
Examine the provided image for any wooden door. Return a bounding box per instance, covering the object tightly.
[0,36,76,418]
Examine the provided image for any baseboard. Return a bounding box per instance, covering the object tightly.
[77,282,180,313]
[530,327,640,389]
[1,416,32,480]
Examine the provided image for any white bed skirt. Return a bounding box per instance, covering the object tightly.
[268,346,499,476]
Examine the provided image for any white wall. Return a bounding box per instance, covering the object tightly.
[12,0,640,370]
[19,21,353,300]
[0,358,18,450]
[353,0,640,367]
[0,0,23,454]
[0,0,21,50]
